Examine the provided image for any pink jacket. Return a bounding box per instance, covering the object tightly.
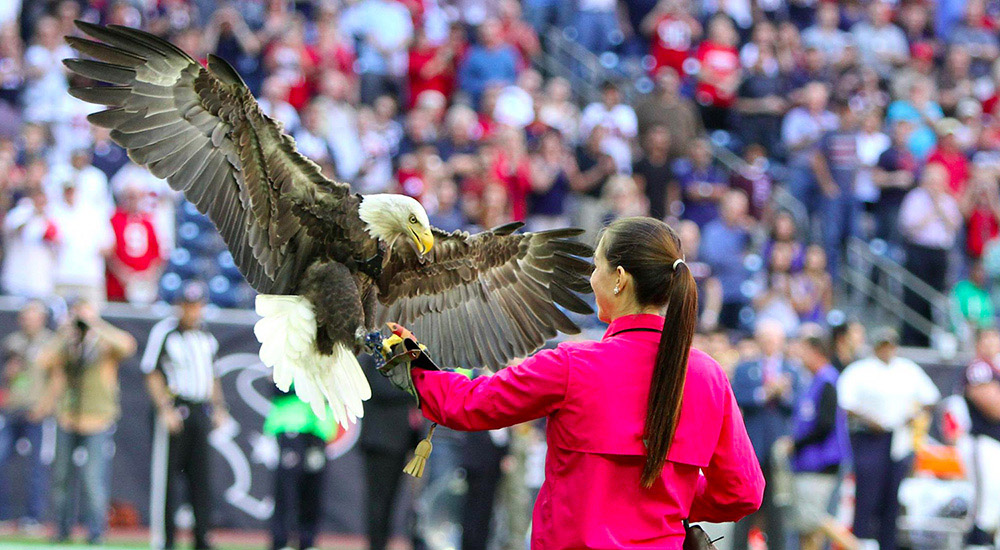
[412,314,765,550]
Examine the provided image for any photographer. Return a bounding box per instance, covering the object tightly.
[34,299,136,545]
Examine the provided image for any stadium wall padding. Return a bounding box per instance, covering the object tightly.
[0,304,414,534]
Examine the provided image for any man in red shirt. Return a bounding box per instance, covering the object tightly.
[106,184,162,303]
[407,28,460,109]
[926,118,970,197]
[642,0,702,77]
[694,14,740,130]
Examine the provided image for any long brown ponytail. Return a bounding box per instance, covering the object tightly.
[600,217,699,488]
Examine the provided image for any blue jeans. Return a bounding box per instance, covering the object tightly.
[574,10,619,54]
[51,426,114,541]
[820,189,859,281]
[787,164,818,214]
[523,0,572,34]
[0,413,47,522]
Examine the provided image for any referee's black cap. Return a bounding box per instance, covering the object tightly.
[178,281,208,304]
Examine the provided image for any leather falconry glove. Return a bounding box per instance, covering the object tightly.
[374,322,441,478]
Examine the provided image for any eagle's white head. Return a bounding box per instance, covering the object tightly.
[358,194,435,257]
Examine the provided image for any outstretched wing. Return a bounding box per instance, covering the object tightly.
[64,21,368,295]
[376,223,594,370]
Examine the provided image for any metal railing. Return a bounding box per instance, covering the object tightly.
[841,236,949,341]
[535,29,646,106]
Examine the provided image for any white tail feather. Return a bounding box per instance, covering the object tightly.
[254,294,372,428]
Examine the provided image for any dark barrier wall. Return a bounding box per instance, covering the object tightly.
[0,303,393,533]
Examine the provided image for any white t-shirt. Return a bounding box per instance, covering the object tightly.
[1,200,57,298]
[838,354,941,458]
[580,102,638,173]
[23,43,74,124]
[47,164,115,221]
[51,202,114,287]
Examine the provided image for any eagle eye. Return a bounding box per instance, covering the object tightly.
[408,215,418,224]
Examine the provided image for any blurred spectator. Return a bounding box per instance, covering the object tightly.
[527,129,574,230]
[458,19,518,106]
[801,2,849,67]
[89,127,128,182]
[753,241,801,336]
[570,125,616,241]
[792,245,833,326]
[850,1,909,80]
[48,149,114,221]
[899,163,962,346]
[634,68,703,157]
[856,109,890,208]
[693,14,740,130]
[873,120,918,247]
[601,174,649,222]
[677,220,723,331]
[0,301,52,533]
[0,24,25,131]
[51,180,113,304]
[950,260,995,345]
[536,77,580,142]
[106,184,163,304]
[811,101,861,279]
[700,190,752,330]
[407,27,460,109]
[203,5,263,94]
[498,0,541,66]
[949,0,999,77]
[573,0,619,54]
[926,118,971,196]
[579,81,638,173]
[938,46,975,116]
[676,138,727,228]
[735,27,789,157]
[732,319,798,550]
[762,210,805,273]
[632,124,678,220]
[964,165,1000,259]
[37,299,137,545]
[1,187,58,299]
[786,335,855,550]
[886,77,943,160]
[781,82,837,212]
[962,327,1000,547]
[293,100,337,167]
[339,0,413,104]
[830,320,866,373]
[258,76,301,135]
[642,0,702,77]
[729,144,772,221]
[22,16,72,125]
[491,126,533,221]
[838,327,940,550]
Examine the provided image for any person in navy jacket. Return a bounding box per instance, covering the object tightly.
[731,319,800,550]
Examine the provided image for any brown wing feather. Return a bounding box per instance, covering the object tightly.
[64,21,372,294]
[376,227,594,370]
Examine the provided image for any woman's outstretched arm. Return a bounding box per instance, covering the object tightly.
[412,345,570,431]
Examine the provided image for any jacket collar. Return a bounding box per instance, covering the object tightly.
[602,314,665,340]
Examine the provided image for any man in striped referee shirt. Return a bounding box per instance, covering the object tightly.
[141,282,229,550]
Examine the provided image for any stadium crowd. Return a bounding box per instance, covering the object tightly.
[0,0,1000,549]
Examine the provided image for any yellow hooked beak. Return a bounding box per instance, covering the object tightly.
[414,228,434,256]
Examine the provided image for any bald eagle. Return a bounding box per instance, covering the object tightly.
[64,22,594,427]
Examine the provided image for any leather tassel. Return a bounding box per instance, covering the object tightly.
[403,423,436,478]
